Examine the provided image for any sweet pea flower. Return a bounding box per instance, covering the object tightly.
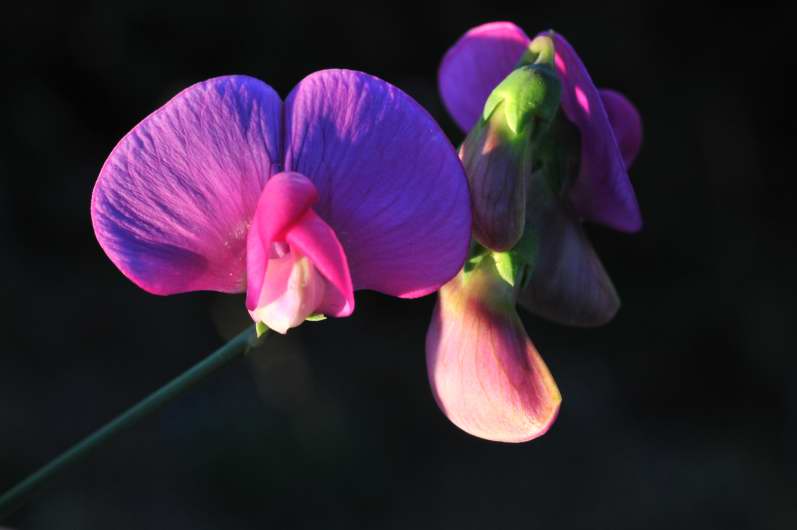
[92,71,471,334]
[427,23,643,442]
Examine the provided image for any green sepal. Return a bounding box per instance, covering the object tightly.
[255,321,269,338]
[490,227,538,288]
[482,64,561,136]
[305,313,327,322]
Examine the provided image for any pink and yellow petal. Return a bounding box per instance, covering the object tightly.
[426,258,561,443]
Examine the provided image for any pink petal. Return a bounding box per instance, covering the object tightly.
[426,260,561,443]
[248,246,327,334]
[600,88,643,168]
[550,32,642,232]
[286,210,354,318]
[284,69,471,299]
[438,22,531,132]
[245,172,319,311]
[92,76,282,295]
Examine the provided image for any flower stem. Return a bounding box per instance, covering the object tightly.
[0,325,263,520]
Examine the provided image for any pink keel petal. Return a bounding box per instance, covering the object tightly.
[92,76,282,295]
[426,260,561,443]
[286,211,354,318]
[550,33,642,232]
[284,69,471,298]
[246,172,354,331]
[249,247,326,334]
[601,88,643,168]
[438,22,531,132]
[245,172,319,310]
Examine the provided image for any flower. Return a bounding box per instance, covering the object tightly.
[92,71,471,334]
[426,23,643,442]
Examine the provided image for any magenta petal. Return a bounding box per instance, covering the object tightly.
[551,33,642,232]
[439,22,531,132]
[284,69,471,298]
[245,172,320,311]
[92,76,282,295]
[601,88,643,168]
[426,262,561,443]
[286,210,354,318]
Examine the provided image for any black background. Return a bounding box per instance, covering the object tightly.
[1,3,794,529]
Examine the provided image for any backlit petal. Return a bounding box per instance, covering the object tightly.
[439,22,530,132]
[284,69,471,298]
[92,76,282,294]
[550,32,642,232]
[426,259,561,443]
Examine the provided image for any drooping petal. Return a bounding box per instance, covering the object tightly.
[245,172,319,311]
[92,75,282,295]
[438,22,530,132]
[550,32,642,232]
[284,69,471,298]
[600,88,643,168]
[518,175,620,326]
[426,257,561,443]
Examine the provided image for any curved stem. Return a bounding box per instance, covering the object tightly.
[0,325,263,520]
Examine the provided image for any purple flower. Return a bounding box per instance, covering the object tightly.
[92,71,471,334]
[427,23,643,442]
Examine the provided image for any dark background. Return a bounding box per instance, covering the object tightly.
[1,3,794,529]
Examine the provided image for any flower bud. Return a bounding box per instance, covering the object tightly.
[460,63,561,252]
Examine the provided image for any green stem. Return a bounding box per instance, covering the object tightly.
[0,325,263,520]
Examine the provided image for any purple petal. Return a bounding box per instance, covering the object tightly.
[92,76,282,294]
[518,187,620,327]
[426,263,561,443]
[439,22,530,132]
[550,33,642,232]
[601,88,643,168]
[284,69,471,298]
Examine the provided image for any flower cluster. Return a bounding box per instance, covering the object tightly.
[92,23,642,444]
[427,22,643,442]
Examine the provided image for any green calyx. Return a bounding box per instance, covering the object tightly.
[482,63,561,139]
[464,224,538,291]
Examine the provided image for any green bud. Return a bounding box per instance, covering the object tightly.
[461,63,562,252]
[482,64,561,139]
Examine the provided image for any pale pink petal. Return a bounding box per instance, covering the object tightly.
[92,76,282,294]
[284,69,471,299]
[249,247,327,334]
[601,88,643,168]
[426,260,561,443]
[438,22,531,132]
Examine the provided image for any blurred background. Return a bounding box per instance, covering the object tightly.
[0,3,793,529]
